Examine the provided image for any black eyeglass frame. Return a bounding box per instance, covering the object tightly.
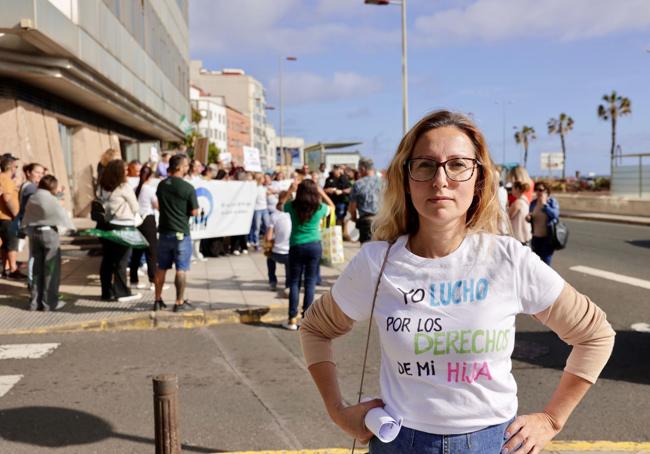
[405,157,482,182]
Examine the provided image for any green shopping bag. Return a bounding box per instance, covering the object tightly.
[81,228,149,249]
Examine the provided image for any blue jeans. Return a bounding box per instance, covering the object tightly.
[288,241,321,319]
[157,234,192,271]
[267,252,289,289]
[531,236,554,265]
[248,209,270,246]
[369,419,513,454]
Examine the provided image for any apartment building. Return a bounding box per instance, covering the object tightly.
[190,85,227,155]
[226,106,250,167]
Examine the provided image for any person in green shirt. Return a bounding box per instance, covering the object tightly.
[279,179,335,330]
[154,154,199,313]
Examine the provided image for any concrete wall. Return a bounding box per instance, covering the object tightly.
[0,97,120,216]
[0,98,72,212]
[555,193,650,217]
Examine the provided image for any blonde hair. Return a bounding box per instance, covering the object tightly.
[507,165,530,184]
[100,148,121,167]
[373,110,504,242]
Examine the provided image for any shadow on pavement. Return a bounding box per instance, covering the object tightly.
[625,239,650,249]
[514,330,649,385]
[0,406,223,452]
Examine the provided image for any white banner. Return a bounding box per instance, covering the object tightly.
[189,180,257,239]
[243,146,262,172]
[124,177,256,239]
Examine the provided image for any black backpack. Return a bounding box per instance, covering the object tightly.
[90,198,106,223]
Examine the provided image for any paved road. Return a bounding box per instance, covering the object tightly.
[0,219,648,452]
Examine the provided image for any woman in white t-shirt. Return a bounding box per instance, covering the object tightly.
[129,165,159,289]
[300,111,614,453]
[248,173,270,250]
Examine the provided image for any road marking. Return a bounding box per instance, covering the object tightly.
[0,343,60,360]
[631,323,650,333]
[0,375,23,398]
[569,266,650,290]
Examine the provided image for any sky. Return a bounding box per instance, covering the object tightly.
[189,0,650,177]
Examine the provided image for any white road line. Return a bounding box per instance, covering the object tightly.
[0,343,60,360]
[631,323,650,333]
[569,266,650,290]
[0,375,23,398]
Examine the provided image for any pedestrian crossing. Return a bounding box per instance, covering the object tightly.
[0,342,60,398]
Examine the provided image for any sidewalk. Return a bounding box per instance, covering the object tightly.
[0,241,359,336]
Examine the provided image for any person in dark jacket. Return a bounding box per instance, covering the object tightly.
[528,182,560,265]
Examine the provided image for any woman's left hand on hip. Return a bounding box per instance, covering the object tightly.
[502,413,560,454]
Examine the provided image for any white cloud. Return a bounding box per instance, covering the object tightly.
[190,0,398,56]
[413,0,650,46]
[268,71,383,104]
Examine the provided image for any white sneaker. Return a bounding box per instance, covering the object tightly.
[282,288,290,298]
[282,321,298,331]
[135,282,148,289]
[242,249,248,255]
[53,300,66,311]
[282,317,299,331]
[118,293,142,303]
[232,250,241,256]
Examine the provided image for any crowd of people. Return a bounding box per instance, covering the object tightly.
[91,148,385,322]
[0,153,75,312]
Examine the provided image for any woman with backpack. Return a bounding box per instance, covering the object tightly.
[129,165,159,290]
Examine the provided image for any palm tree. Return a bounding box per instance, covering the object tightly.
[598,90,631,177]
[513,126,536,168]
[547,113,574,179]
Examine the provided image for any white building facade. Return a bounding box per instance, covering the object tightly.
[190,86,227,153]
[190,61,274,170]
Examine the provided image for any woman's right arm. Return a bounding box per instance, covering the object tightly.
[301,292,383,443]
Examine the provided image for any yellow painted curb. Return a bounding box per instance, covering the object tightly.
[546,440,650,451]
[0,306,283,336]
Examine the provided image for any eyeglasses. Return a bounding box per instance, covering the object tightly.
[406,157,481,182]
[535,187,547,192]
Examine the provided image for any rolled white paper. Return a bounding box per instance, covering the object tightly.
[361,398,403,443]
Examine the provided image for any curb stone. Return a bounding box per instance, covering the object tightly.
[0,305,287,336]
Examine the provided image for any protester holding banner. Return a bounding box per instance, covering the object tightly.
[129,165,159,289]
[280,179,335,331]
[97,159,142,303]
[248,173,270,251]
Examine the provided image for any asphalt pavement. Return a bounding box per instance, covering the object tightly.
[0,217,649,452]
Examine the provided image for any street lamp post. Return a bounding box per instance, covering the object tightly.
[279,56,297,166]
[364,0,408,135]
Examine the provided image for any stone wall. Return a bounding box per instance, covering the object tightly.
[555,193,650,217]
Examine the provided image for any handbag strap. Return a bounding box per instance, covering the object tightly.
[351,240,395,453]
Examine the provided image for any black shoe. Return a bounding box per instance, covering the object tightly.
[153,300,167,311]
[173,301,195,313]
[8,270,28,280]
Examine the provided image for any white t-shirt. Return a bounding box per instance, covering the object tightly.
[269,211,291,255]
[255,185,268,211]
[138,183,158,217]
[332,233,565,435]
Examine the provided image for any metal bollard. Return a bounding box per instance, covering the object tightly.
[153,374,181,454]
